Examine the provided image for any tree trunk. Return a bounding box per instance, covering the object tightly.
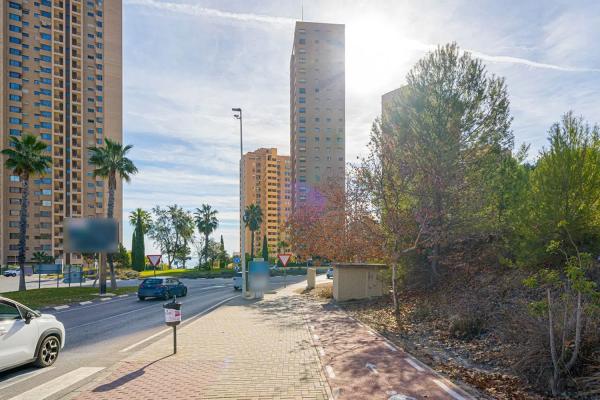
[392,263,399,317]
[250,231,255,259]
[17,173,30,292]
[547,288,560,396]
[204,233,209,268]
[107,173,117,290]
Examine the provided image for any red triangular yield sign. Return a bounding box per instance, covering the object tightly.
[277,253,292,267]
[147,254,162,266]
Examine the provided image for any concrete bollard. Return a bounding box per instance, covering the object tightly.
[307,267,316,290]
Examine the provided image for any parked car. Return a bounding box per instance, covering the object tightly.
[326,268,334,279]
[3,269,20,277]
[137,277,187,301]
[0,296,65,373]
[233,272,242,291]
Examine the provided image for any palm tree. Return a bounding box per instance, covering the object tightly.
[2,135,52,291]
[32,251,53,265]
[129,208,151,271]
[88,138,138,291]
[244,204,263,259]
[194,204,218,267]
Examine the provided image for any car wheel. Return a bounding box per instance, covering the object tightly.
[34,335,60,368]
[138,296,145,301]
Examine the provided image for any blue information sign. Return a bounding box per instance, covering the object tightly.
[233,256,241,264]
[33,264,62,274]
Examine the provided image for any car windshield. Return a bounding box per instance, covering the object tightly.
[235,272,242,277]
[143,279,163,285]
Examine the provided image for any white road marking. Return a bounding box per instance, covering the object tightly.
[51,295,133,314]
[317,346,326,356]
[366,362,379,374]
[7,367,104,400]
[117,294,129,297]
[69,286,229,330]
[53,305,69,310]
[433,379,467,400]
[405,357,425,372]
[79,301,92,305]
[99,297,112,301]
[0,367,55,391]
[326,365,336,378]
[384,342,398,352]
[119,294,239,352]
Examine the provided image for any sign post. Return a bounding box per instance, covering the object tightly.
[163,299,182,354]
[277,254,292,288]
[147,255,162,277]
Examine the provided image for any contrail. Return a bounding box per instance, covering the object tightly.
[127,0,599,73]
[125,0,294,25]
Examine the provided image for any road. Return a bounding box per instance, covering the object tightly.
[0,275,305,400]
[0,275,139,293]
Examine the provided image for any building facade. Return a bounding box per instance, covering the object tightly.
[0,0,122,265]
[290,21,345,213]
[241,148,291,259]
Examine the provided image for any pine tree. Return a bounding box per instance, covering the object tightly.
[131,230,138,270]
[261,234,269,261]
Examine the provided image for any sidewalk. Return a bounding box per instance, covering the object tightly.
[67,284,332,400]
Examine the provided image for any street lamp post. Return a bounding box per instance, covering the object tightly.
[232,107,247,298]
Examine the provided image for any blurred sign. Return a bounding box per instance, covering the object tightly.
[163,301,182,326]
[233,256,241,264]
[249,260,269,291]
[277,254,292,267]
[64,218,118,253]
[147,255,162,266]
[33,264,62,274]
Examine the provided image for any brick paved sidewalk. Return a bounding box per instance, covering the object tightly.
[68,287,332,400]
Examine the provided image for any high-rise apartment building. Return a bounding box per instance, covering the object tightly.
[241,148,291,258]
[0,0,122,265]
[290,21,345,212]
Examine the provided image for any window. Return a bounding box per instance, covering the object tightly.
[9,83,22,90]
[299,88,305,94]
[298,97,305,103]
[10,176,20,182]
[0,301,21,321]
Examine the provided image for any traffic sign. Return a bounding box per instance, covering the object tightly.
[233,256,241,264]
[147,254,162,266]
[277,253,292,267]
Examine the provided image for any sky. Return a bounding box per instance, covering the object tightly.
[120,0,600,259]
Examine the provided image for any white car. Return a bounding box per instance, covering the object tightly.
[232,272,242,291]
[3,269,20,277]
[0,296,65,373]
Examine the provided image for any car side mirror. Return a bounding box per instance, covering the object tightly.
[24,312,33,324]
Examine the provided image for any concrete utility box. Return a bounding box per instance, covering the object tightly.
[333,263,387,302]
[307,267,316,289]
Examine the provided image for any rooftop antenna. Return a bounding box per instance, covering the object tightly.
[301,0,304,21]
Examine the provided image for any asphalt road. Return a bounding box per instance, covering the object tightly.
[0,275,139,293]
[0,275,305,400]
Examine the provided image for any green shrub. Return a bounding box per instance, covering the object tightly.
[448,314,485,340]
